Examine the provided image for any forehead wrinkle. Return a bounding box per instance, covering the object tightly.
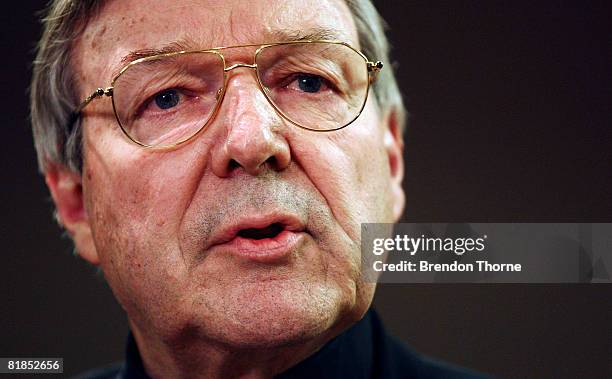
[111,35,206,78]
[227,7,250,45]
[80,0,359,91]
[225,0,356,44]
[267,27,351,43]
[111,25,352,79]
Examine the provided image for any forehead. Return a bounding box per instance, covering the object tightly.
[75,0,358,86]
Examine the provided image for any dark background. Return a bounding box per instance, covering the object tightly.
[2,1,611,378]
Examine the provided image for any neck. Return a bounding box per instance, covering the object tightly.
[129,320,350,379]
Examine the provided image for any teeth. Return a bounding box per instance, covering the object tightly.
[237,223,284,240]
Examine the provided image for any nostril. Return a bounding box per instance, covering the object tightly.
[266,156,277,168]
[227,156,280,174]
[228,159,240,171]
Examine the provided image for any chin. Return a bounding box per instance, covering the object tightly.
[190,279,357,349]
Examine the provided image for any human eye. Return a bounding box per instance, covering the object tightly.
[134,85,199,120]
[152,89,181,110]
[267,67,339,97]
[260,54,344,94]
[289,74,328,94]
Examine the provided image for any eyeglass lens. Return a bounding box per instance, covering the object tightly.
[112,42,369,147]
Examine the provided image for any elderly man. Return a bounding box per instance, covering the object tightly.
[31,0,487,378]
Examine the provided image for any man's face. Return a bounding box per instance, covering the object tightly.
[70,0,403,348]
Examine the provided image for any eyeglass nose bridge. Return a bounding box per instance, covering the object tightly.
[215,60,274,111]
[224,62,257,72]
[217,61,272,101]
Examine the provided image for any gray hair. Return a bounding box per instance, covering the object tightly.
[30,0,405,174]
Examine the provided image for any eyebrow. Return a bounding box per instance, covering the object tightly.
[268,27,348,43]
[112,27,349,77]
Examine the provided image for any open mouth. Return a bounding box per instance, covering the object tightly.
[208,216,304,262]
[237,222,284,240]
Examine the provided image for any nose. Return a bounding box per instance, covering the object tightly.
[210,72,291,177]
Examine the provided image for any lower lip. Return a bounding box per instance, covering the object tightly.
[214,230,304,263]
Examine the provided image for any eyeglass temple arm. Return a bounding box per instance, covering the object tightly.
[74,87,114,114]
[68,87,113,131]
[367,61,383,83]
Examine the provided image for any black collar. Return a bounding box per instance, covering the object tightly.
[119,310,377,379]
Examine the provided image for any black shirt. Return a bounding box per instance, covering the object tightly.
[74,309,491,379]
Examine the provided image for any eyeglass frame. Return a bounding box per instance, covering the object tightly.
[72,39,384,149]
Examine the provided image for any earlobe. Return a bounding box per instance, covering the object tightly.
[45,164,100,265]
[382,109,406,222]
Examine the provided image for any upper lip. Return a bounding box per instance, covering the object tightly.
[206,212,306,249]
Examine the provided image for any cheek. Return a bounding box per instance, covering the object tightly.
[346,100,393,197]
[85,153,182,238]
[82,126,211,237]
[291,101,393,238]
[81,133,211,318]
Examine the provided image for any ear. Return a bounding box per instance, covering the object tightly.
[45,164,100,265]
[382,108,405,221]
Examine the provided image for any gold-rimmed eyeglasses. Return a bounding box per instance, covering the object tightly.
[73,40,383,148]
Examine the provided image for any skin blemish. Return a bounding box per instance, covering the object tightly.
[89,24,107,49]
